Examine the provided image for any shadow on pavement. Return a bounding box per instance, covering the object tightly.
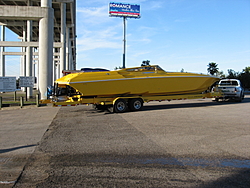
[199,169,250,188]
[0,144,37,154]
[35,153,250,187]
[142,95,250,112]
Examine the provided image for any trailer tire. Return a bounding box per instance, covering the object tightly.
[212,98,219,102]
[129,98,143,111]
[114,99,127,113]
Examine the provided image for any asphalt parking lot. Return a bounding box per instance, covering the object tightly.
[1,95,250,187]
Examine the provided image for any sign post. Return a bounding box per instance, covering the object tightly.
[123,17,126,69]
[109,2,140,68]
[19,76,34,101]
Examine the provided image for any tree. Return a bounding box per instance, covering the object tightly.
[227,69,239,79]
[239,67,250,89]
[207,62,219,76]
[141,60,150,66]
[242,67,250,74]
[226,67,250,89]
[114,66,123,70]
[217,71,225,78]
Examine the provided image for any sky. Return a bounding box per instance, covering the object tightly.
[76,0,250,74]
[1,0,250,76]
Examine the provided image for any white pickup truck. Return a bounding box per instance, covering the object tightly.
[213,79,244,102]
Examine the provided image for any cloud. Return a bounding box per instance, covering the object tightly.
[77,6,106,17]
[131,51,151,58]
[77,37,121,51]
[76,24,122,51]
[76,5,123,52]
[76,6,110,25]
[130,26,158,43]
[75,1,163,53]
[138,0,165,11]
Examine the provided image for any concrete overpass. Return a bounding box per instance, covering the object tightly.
[0,0,76,99]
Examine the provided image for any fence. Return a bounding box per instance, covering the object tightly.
[0,90,40,109]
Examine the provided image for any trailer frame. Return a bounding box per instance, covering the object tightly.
[40,91,223,113]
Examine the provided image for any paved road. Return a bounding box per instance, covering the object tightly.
[0,106,60,188]
[1,96,250,187]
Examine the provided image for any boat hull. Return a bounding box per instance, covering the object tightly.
[55,65,219,97]
[64,75,218,97]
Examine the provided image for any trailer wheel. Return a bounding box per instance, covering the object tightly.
[212,98,219,102]
[114,99,127,113]
[129,98,143,111]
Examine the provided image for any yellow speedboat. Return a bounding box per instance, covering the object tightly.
[55,65,219,97]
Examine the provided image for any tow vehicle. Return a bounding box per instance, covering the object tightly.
[212,79,244,102]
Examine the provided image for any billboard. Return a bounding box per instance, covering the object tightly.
[109,2,140,18]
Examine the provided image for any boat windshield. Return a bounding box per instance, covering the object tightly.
[125,65,164,72]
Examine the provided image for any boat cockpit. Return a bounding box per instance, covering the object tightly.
[121,65,165,73]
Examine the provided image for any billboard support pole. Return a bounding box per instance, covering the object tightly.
[109,2,140,69]
[122,17,126,69]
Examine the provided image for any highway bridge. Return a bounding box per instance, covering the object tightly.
[0,0,76,99]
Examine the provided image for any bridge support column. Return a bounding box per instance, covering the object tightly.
[38,0,54,100]
[0,25,5,77]
[60,2,66,78]
[26,19,33,99]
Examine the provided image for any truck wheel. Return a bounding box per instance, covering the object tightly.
[129,98,143,111]
[236,98,242,102]
[114,99,127,113]
[236,93,243,102]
